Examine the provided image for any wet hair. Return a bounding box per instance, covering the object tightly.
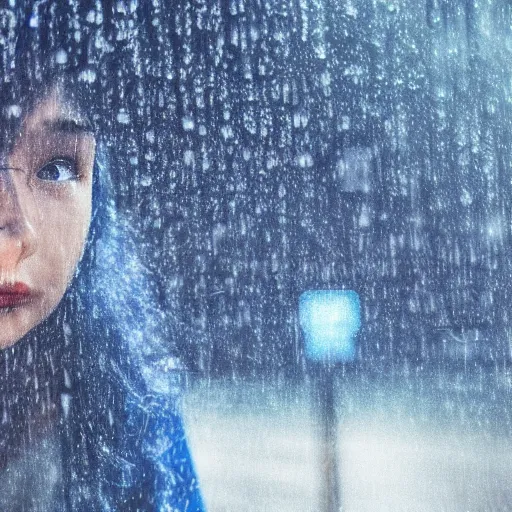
[0,2,203,510]
[55,146,202,510]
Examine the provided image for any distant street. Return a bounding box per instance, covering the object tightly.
[182,371,512,511]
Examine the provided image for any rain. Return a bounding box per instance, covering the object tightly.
[0,0,511,510]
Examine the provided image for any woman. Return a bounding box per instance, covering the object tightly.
[0,4,204,512]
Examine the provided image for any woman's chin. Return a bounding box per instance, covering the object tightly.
[0,307,45,349]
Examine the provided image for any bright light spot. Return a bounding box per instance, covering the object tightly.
[5,105,21,118]
[116,109,130,124]
[78,68,97,83]
[55,49,68,65]
[183,116,195,131]
[299,290,361,363]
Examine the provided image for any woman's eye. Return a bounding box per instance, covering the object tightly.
[36,159,78,182]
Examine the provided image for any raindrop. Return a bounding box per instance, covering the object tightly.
[5,104,21,118]
[182,116,195,131]
[55,49,68,65]
[117,109,130,124]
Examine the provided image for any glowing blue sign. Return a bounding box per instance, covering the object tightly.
[299,290,361,363]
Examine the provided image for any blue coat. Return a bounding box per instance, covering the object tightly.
[61,386,206,511]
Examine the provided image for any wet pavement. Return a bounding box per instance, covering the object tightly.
[182,369,512,512]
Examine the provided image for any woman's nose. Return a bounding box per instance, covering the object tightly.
[0,170,37,270]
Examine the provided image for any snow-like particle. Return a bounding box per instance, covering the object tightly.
[296,153,313,168]
[55,49,68,65]
[86,10,96,23]
[140,175,152,187]
[5,104,21,118]
[117,109,130,124]
[146,130,155,144]
[184,150,195,166]
[346,2,358,17]
[28,13,38,28]
[182,116,195,131]
[78,68,97,83]
[61,393,71,419]
[461,190,473,206]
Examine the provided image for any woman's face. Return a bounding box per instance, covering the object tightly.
[0,86,95,348]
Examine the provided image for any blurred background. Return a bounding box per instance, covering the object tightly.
[158,1,512,508]
[108,0,512,376]
[182,369,512,511]
[27,0,512,509]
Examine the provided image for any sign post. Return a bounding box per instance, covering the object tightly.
[299,290,361,512]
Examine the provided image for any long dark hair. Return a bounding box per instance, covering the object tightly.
[58,148,198,510]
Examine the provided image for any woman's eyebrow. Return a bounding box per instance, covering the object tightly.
[42,117,95,135]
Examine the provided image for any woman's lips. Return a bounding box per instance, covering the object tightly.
[0,282,32,309]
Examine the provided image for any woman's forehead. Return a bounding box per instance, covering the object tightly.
[0,83,94,155]
[21,86,91,135]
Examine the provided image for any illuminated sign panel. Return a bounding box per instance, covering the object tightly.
[299,290,361,363]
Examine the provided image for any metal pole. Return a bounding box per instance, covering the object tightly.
[319,365,341,512]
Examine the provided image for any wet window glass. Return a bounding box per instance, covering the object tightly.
[0,1,511,511]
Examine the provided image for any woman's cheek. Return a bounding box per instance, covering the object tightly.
[40,193,92,288]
